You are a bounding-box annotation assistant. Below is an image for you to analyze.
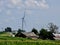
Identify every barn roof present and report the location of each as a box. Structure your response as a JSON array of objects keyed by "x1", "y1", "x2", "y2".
[{"x1": 21, "y1": 32, "x2": 38, "y2": 37}]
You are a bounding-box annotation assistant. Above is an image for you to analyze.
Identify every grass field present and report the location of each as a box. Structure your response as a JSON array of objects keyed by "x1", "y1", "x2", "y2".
[
  {"x1": 0, "y1": 36, "x2": 60, "y2": 45},
  {"x1": 0, "y1": 32, "x2": 60, "y2": 45}
]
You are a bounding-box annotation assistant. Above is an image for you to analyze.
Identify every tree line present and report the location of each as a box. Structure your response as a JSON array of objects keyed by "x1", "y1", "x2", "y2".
[{"x1": 4, "y1": 23, "x2": 59, "y2": 40}]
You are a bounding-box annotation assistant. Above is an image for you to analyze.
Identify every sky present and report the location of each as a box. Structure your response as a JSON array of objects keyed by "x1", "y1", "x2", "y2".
[{"x1": 0, "y1": 0, "x2": 60, "y2": 32}]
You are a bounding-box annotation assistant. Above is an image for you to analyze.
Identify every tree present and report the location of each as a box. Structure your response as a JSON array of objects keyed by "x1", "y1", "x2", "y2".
[
  {"x1": 48, "y1": 23, "x2": 58, "y2": 33},
  {"x1": 47, "y1": 32, "x2": 55, "y2": 40},
  {"x1": 31, "y1": 28, "x2": 38, "y2": 35},
  {"x1": 5, "y1": 27, "x2": 12, "y2": 32},
  {"x1": 39, "y1": 28, "x2": 48, "y2": 39},
  {"x1": 18, "y1": 29, "x2": 25, "y2": 33},
  {"x1": 39, "y1": 28, "x2": 55, "y2": 40}
]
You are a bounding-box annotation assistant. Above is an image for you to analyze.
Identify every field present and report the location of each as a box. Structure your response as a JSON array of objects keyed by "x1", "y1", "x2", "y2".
[{"x1": 0, "y1": 32, "x2": 60, "y2": 45}]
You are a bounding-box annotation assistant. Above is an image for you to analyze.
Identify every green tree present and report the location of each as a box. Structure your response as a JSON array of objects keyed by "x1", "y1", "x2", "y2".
[
  {"x1": 47, "y1": 31, "x2": 55, "y2": 40},
  {"x1": 48, "y1": 23, "x2": 58, "y2": 33},
  {"x1": 31, "y1": 28, "x2": 38, "y2": 35},
  {"x1": 18, "y1": 29, "x2": 25, "y2": 33},
  {"x1": 5, "y1": 27, "x2": 12, "y2": 32},
  {"x1": 39, "y1": 28, "x2": 55, "y2": 40},
  {"x1": 39, "y1": 28, "x2": 48, "y2": 39}
]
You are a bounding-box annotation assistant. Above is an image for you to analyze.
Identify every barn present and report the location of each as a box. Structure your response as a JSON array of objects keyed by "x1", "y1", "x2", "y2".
[{"x1": 15, "y1": 32, "x2": 39, "y2": 39}]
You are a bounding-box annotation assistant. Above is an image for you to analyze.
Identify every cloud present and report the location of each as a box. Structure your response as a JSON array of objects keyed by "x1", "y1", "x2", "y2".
[
  {"x1": 0, "y1": 0, "x2": 49, "y2": 16},
  {"x1": 39, "y1": 0, "x2": 49, "y2": 9},
  {"x1": 0, "y1": 0, "x2": 49, "y2": 9},
  {"x1": 9, "y1": 0, "x2": 24, "y2": 8},
  {"x1": 8, "y1": 0, "x2": 49, "y2": 9}
]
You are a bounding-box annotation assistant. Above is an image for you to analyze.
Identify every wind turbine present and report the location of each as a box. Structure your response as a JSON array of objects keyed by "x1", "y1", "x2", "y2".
[{"x1": 22, "y1": 9, "x2": 26, "y2": 30}]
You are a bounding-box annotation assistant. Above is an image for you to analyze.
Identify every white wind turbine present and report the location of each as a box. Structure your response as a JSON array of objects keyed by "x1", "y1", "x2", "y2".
[{"x1": 22, "y1": 9, "x2": 26, "y2": 30}]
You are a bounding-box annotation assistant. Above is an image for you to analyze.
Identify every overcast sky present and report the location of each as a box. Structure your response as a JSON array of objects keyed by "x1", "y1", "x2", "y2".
[{"x1": 0, "y1": 0, "x2": 60, "y2": 32}]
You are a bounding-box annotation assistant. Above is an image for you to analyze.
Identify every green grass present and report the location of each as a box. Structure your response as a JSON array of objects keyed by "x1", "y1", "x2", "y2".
[
  {"x1": 0, "y1": 37, "x2": 60, "y2": 45},
  {"x1": 0, "y1": 40, "x2": 60, "y2": 45},
  {"x1": 0, "y1": 32, "x2": 10, "y2": 36},
  {"x1": 0, "y1": 32, "x2": 60, "y2": 45}
]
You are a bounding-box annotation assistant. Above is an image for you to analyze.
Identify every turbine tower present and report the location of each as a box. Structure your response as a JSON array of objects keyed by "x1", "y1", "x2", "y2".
[{"x1": 22, "y1": 9, "x2": 26, "y2": 30}]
